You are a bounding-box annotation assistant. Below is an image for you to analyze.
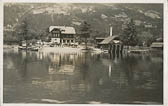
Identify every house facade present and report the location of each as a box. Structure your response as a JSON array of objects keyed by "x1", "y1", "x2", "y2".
[
  {"x1": 50, "y1": 28, "x2": 61, "y2": 44},
  {"x1": 49, "y1": 26, "x2": 76, "y2": 45}
]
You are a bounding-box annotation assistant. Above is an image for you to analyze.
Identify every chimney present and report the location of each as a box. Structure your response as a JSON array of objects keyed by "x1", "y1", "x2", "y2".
[{"x1": 110, "y1": 26, "x2": 113, "y2": 36}]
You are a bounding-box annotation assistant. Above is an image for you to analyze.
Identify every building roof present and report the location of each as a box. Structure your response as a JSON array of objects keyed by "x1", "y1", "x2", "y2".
[
  {"x1": 99, "y1": 35, "x2": 119, "y2": 44},
  {"x1": 156, "y1": 37, "x2": 163, "y2": 42},
  {"x1": 150, "y1": 42, "x2": 163, "y2": 48},
  {"x1": 95, "y1": 37, "x2": 105, "y2": 40},
  {"x1": 49, "y1": 26, "x2": 76, "y2": 34}
]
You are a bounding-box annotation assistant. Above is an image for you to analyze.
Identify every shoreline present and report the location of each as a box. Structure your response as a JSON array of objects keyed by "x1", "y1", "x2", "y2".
[
  {"x1": 3, "y1": 45, "x2": 102, "y2": 53},
  {"x1": 40, "y1": 46, "x2": 82, "y2": 53},
  {"x1": 4, "y1": 44, "x2": 161, "y2": 55}
]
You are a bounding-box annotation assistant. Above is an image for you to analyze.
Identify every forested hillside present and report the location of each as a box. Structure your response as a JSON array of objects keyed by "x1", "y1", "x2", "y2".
[{"x1": 4, "y1": 3, "x2": 163, "y2": 44}]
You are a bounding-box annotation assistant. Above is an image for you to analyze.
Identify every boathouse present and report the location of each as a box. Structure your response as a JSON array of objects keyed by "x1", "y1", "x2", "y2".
[
  {"x1": 99, "y1": 26, "x2": 122, "y2": 49},
  {"x1": 98, "y1": 26, "x2": 123, "y2": 55},
  {"x1": 99, "y1": 35, "x2": 120, "y2": 49},
  {"x1": 99, "y1": 35, "x2": 123, "y2": 54},
  {"x1": 49, "y1": 26, "x2": 76, "y2": 45}
]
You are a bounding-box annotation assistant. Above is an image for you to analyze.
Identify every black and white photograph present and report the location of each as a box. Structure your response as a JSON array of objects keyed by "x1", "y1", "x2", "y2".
[{"x1": 1, "y1": 0, "x2": 167, "y2": 105}]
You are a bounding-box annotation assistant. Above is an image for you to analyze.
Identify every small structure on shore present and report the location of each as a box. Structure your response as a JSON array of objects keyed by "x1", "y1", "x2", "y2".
[
  {"x1": 98, "y1": 26, "x2": 123, "y2": 57},
  {"x1": 98, "y1": 26, "x2": 113, "y2": 49},
  {"x1": 150, "y1": 42, "x2": 163, "y2": 50},
  {"x1": 150, "y1": 37, "x2": 163, "y2": 51},
  {"x1": 49, "y1": 26, "x2": 76, "y2": 45},
  {"x1": 99, "y1": 35, "x2": 120, "y2": 50}
]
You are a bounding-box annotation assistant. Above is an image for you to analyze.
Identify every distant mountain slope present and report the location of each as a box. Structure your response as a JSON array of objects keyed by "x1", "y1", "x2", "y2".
[{"x1": 4, "y1": 3, "x2": 163, "y2": 40}]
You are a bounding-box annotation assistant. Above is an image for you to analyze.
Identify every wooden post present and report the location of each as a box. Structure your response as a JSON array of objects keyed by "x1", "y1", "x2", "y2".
[
  {"x1": 116, "y1": 45, "x2": 119, "y2": 58},
  {"x1": 26, "y1": 39, "x2": 28, "y2": 52},
  {"x1": 85, "y1": 37, "x2": 87, "y2": 49},
  {"x1": 119, "y1": 45, "x2": 120, "y2": 54},
  {"x1": 111, "y1": 44, "x2": 113, "y2": 54},
  {"x1": 112, "y1": 44, "x2": 115, "y2": 54},
  {"x1": 115, "y1": 44, "x2": 117, "y2": 54},
  {"x1": 120, "y1": 44, "x2": 123, "y2": 54},
  {"x1": 109, "y1": 44, "x2": 112, "y2": 59}
]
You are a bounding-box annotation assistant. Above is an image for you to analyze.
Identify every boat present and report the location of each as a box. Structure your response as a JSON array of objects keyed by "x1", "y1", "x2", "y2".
[
  {"x1": 103, "y1": 50, "x2": 109, "y2": 53},
  {"x1": 30, "y1": 46, "x2": 41, "y2": 51},
  {"x1": 92, "y1": 48, "x2": 103, "y2": 54},
  {"x1": 18, "y1": 45, "x2": 41, "y2": 51},
  {"x1": 18, "y1": 46, "x2": 27, "y2": 50}
]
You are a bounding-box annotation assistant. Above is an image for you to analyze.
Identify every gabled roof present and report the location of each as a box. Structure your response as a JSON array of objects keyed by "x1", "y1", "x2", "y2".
[
  {"x1": 99, "y1": 35, "x2": 119, "y2": 44},
  {"x1": 156, "y1": 37, "x2": 163, "y2": 42},
  {"x1": 95, "y1": 37, "x2": 106, "y2": 40},
  {"x1": 49, "y1": 26, "x2": 76, "y2": 34}
]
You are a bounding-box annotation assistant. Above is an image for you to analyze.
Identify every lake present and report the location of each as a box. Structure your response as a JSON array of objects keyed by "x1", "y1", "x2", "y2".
[{"x1": 3, "y1": 48, "x2": 163, "y2": 104}]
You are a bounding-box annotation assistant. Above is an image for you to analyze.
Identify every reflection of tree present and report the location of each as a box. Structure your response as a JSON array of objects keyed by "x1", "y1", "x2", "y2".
[
  {"x1": 81, "y1": 52, "x2": 90, "y2": 80},
  {"x1": 75, "y1": 52, "x2": 90, "y2": 95},
  {"x1": 18, "y1": 52, "x2": 28, "y2": 81},
  {"x1": 59, "y1": 54, "x2": 62, "y2": 67},
  {"x1": 18, "y1": 52, "x2": 40, "y2": 81}
]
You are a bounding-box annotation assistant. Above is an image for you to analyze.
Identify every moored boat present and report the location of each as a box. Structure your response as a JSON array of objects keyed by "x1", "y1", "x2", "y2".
[{"x1": 18, "y1": 46, "x2": 41, "y2": 51}]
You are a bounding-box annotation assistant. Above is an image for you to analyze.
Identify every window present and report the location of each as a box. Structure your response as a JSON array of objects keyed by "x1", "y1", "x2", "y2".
[
  {"x1": 67, "y1": 40, "x2": 69, "y2": 43},
  {"x1": 71, "y1": 40, "x2": 73, "y2": 43}
]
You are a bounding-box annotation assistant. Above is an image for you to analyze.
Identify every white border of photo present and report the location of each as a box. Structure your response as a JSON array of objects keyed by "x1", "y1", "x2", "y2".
[{"x1": 0, "y1": 0, "x2": 167, "y2": 106}]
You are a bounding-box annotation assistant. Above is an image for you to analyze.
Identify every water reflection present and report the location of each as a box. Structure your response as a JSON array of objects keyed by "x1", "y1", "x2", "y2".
[{"x1": 3, "y1": 49, "x2": 163, "y2": 104}]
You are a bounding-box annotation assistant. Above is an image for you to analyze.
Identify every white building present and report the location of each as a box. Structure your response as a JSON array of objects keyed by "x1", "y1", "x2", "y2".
[{"x1": 49, "y1": 26, "x2": 76, "y2": 45}]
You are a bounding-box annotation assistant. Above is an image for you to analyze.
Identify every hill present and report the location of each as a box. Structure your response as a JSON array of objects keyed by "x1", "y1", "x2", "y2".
[{"x1": 4, "y1": 3, "x2": 163, "y2": 43}]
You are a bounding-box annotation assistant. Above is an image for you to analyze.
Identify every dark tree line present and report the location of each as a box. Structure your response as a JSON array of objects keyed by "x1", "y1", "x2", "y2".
[
  {"x1": 79, "y1": 21, "x2": 91, "y2": 49},
  {"x1": 10, "y1": 17, "x2": 161, "y2": 49},
  {"x1": 120, "y1": 19, "x2": 138, "y2": 47}
]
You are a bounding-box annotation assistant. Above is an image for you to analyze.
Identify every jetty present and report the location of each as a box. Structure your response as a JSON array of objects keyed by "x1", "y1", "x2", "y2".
[{"x1": 128, "y1": 49, "x2": 149, "y2": 54}]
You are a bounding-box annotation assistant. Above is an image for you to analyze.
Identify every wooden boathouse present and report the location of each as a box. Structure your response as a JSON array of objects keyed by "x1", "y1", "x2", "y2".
[
  {"x1": 99, "y1": 35, "x2": 123, "y2": 55},
  {"x1": 97, "y1": 26, "x2": 123, "y2": 56}
]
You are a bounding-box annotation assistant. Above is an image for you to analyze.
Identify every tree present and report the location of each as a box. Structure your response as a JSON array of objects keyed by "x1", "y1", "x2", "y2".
[
  {"x1": 15, "y1": 18, "x2": 33, "y2": 50},
  {"x1": 80, "y1": 21, "x2": 91, "y2": 49},
  {"x1": 40, "y1": 27, "x2": 50, "y2": 42},
  {"x1": 120, "y1": 19, "x2": 138, "y2": 47},
  {"x1": 137, "y1": 31, "x2": 154, "y2": 47}
]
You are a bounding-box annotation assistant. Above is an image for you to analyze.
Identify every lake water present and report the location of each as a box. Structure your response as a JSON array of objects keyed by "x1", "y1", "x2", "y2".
[{"x1": 3, "y1": 48, "x2": 163, "y2": 104}]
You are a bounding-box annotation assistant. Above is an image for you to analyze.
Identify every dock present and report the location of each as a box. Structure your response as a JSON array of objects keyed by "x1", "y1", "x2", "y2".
[{"x1": 128, "y1": 49, "x2": 149, "y2": 54}]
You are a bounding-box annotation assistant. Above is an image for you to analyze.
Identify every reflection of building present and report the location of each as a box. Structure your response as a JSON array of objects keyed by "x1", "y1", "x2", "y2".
[
  {"x1": 49, "y1": 26, "x2": 76, "y2": 45},
  {"x1": 99, "y1": 58, "x2": 129, "y2": 88},
  {"x1": 59, "y1": 65, "x2": 75, "y2": 75},
  {"x1": 48, "y1": 53, "x2": 76, "y2": 75}
]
